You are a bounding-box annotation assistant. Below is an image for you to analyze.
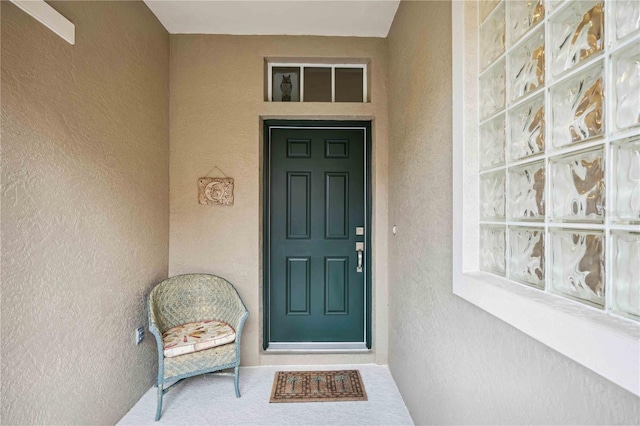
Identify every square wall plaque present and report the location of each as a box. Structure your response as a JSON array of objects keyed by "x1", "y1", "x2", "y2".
[{"x1": 198, "y1": 177, "x2": 234, "y2": 206}]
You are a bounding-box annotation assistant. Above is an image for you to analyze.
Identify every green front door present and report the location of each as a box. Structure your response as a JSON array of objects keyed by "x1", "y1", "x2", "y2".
[{"x1": 264, "y1": 121, "x2": 371, "y2": 349}]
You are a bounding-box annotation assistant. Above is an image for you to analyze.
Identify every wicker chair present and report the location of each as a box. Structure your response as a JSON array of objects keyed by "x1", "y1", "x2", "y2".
[{"x1": 147, "y1": 274, "x2": 249, "y2": 421}]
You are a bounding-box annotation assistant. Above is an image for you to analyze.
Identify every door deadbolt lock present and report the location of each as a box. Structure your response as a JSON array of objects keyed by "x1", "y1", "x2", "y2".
[{"x1": 356, "y1": 242, "x2": 364, "y2": 272}]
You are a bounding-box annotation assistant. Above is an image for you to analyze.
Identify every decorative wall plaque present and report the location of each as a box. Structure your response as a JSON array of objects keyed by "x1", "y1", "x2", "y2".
[{"x1": 198, "y1": 177, "x2": 234, "y2": 206}]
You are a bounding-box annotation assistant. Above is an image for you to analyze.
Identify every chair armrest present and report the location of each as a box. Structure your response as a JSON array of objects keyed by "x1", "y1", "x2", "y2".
[
  {"x1": 147, "y1": 294, "x2": 165, "y2": 338},
  {"x1": 225, "y1": 294, "x2": 250, "y2": 334}
]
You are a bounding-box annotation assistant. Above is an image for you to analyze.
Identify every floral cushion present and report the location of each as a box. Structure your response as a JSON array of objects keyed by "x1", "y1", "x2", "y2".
[{"x1": 162, "y1": 320, "x2": 236, "y2": 358}]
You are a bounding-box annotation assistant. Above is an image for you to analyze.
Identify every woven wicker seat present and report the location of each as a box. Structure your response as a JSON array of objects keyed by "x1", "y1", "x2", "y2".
[{"x1": 148, "y1": 274, "x2": 249, "y2": 421}]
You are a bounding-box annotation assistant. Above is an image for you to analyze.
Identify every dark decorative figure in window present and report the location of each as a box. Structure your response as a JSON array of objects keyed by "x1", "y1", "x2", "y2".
[{"x1": 280, "y1": 74, "x2": 292, "y2": 101}]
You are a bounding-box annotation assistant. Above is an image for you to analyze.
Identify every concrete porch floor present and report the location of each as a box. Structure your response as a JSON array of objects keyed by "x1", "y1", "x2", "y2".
[{"x1": 118, "y1": 364, "x2": 413, "y2": 425}]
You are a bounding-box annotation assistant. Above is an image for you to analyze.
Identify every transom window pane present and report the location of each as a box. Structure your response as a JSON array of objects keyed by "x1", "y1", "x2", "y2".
[
  {"x1": 335, "y1": 68, "x2": 364, "y2": 102},
  {"x1": 272, "y1": 67, "x2": 300, "y2": 102},
  {"x1": 303, "y1": 67, "x2": 331, "y2": 102}
]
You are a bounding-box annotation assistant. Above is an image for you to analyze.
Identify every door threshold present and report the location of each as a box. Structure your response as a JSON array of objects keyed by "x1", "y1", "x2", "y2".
[{"x1": 266, "y1": 342, "x2": 369, "y2": 353}]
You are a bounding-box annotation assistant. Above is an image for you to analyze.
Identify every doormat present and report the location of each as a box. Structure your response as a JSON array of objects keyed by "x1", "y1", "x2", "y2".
[{"x1": 269, "y1": 370, "x2": 367, "y2": 403}]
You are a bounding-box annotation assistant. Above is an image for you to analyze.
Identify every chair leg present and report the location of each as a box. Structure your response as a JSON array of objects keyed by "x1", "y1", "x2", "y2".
[
  {"x1": 155, "y1": 384, "x2": 163, "y2": 421},
  {"x1": 234, "y1": 366, "x2": 241, "y2": 398}
]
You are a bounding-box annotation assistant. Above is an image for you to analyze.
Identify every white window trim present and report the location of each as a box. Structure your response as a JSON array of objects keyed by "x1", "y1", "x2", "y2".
[
  {"x1": 267, "y1": 61, "x2": 367, "y2": 103},
  {"x1": 451, "y1": 1, "x2": 640, "y2": 397}
]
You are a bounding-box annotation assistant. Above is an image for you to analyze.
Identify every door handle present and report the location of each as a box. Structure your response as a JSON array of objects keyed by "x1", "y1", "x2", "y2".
[{"x1": 356, "y1": 242, "x2": 364, "y2": 272}]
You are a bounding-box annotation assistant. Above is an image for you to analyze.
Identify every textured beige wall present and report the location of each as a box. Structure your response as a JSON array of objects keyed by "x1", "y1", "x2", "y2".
[
  {"x1": 170, "y1": 34, "x2": 389, "y2": 366},
  {"x1": 386, "y1": 1, "x2": 639, "y2": 424},
  {"x1": 1, "y1": 2, "x2": 169, "y2": 424}
]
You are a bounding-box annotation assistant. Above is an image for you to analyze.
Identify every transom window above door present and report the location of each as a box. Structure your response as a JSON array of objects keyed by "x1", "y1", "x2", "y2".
[{"x1": 266, "y1": 59, "x2": 369, "y2": 103}]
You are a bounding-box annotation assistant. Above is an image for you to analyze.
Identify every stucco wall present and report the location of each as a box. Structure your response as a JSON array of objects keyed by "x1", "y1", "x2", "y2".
[
  {"x1": 169, "y1": 34, "x2": 389, "y2": 366},
  {"x1": 386, "y1": 1, "x2": 639, "y2": 424},
  {"x1": 1, "y1": 2, "x2": 169, "y2": 424}
]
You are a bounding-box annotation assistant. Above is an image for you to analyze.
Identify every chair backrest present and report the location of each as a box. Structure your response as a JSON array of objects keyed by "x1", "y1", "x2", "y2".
[{"x1": 149, "y1": 274, "x2": 246, "y2": 334}]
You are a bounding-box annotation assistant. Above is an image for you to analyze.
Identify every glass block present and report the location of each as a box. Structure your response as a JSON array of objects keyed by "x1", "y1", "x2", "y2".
[
  {"x1": 480, "y1": 170, "x2": 506, "y2": 220},
  {"x1": 509, "y1": 27, "x2": 545, "y2": 102},
  {"x1": 550, "y1": 147, "x2": 605, "y2": 222},
  {"x1": 480, "y1": 2, "x2": 506, "y2": 71},
  {"x1": 549, "y1": 0, "x2": 604, "y2": 77},
  {"x1": 480, "y1": 0, "x2": 501, "y2": 24},
  {"x1": 611, "y1": 231, "x2": 640, "y2": 321},
  {"x1": 479, "y1": 114, "x2": 506, "y2": 170},
  {"x1": 611, "y1": 138, "x2": 640, "y2": 223},
  {"x1": 550, "y1": 62, "x2": 603, "y2": 149},
  {"x1": 613, "y1": 0, "x2": 640, "y2": 41},
  {"x1": 304, "y1": 67, "x2": 331, "y2": 102},
  {"x1": 548, "y1": 0, "x2": 565, "y2": 13},
  {"x1": 480, "y1": 225, "x2": 506, "y2": 275},
  {"x1": 509, "y1": 160, "x2": 545, "y2": 220},
  {"x1": 508, "y1": 0, "x2": 545, "y2": 46},
  {"x1": 550, "y1": 228, "x2": 605, "y2": 308},
  {"x1": 509, "y1": 226, "x2": 545, "y2": 288},
  {"x1": 612, "y1": 44, "x2": 640, "y2": 132},
  {"x1": 335, "y1": 68, "x2": 364, "y2": 102},
  {"x1": 509, "y1": 93, "x2": 545, "y2": 160},
  {"x1": 480, "y1": 58, "x2": 506, "y2": 120}
]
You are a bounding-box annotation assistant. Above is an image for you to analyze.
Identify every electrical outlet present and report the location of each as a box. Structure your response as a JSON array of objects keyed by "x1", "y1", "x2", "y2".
[{"x1": 135, "y1": 326, "x2": 144, "y2": 345}]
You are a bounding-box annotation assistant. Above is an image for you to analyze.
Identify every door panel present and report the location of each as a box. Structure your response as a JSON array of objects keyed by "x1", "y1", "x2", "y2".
[
  {"x1": 266, "y1": 125, "x2": 368, "y2": 345},
  {"x1": 286, "y1": 257, "x2": 310, "y2": 315},
  {"x1": 325, "y1": 173, "x2": 349, "y2": 239},
  {"x1": 325, "y1": 257, "x2": 349, "y2": 314},
  {"x1": 286, "y1": 173, "x2": 311, "y2": 239}
]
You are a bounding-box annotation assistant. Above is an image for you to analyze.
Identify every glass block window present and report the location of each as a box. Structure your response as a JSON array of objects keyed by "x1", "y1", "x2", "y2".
[{"x1": 477, "y1": 0, "x2": 640, "y2": 321}]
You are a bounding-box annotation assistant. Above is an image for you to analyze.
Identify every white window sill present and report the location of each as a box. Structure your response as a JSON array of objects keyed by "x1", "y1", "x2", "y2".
[{"x1": 453, "y1": 271, "x2": 640, "y2": 396}]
